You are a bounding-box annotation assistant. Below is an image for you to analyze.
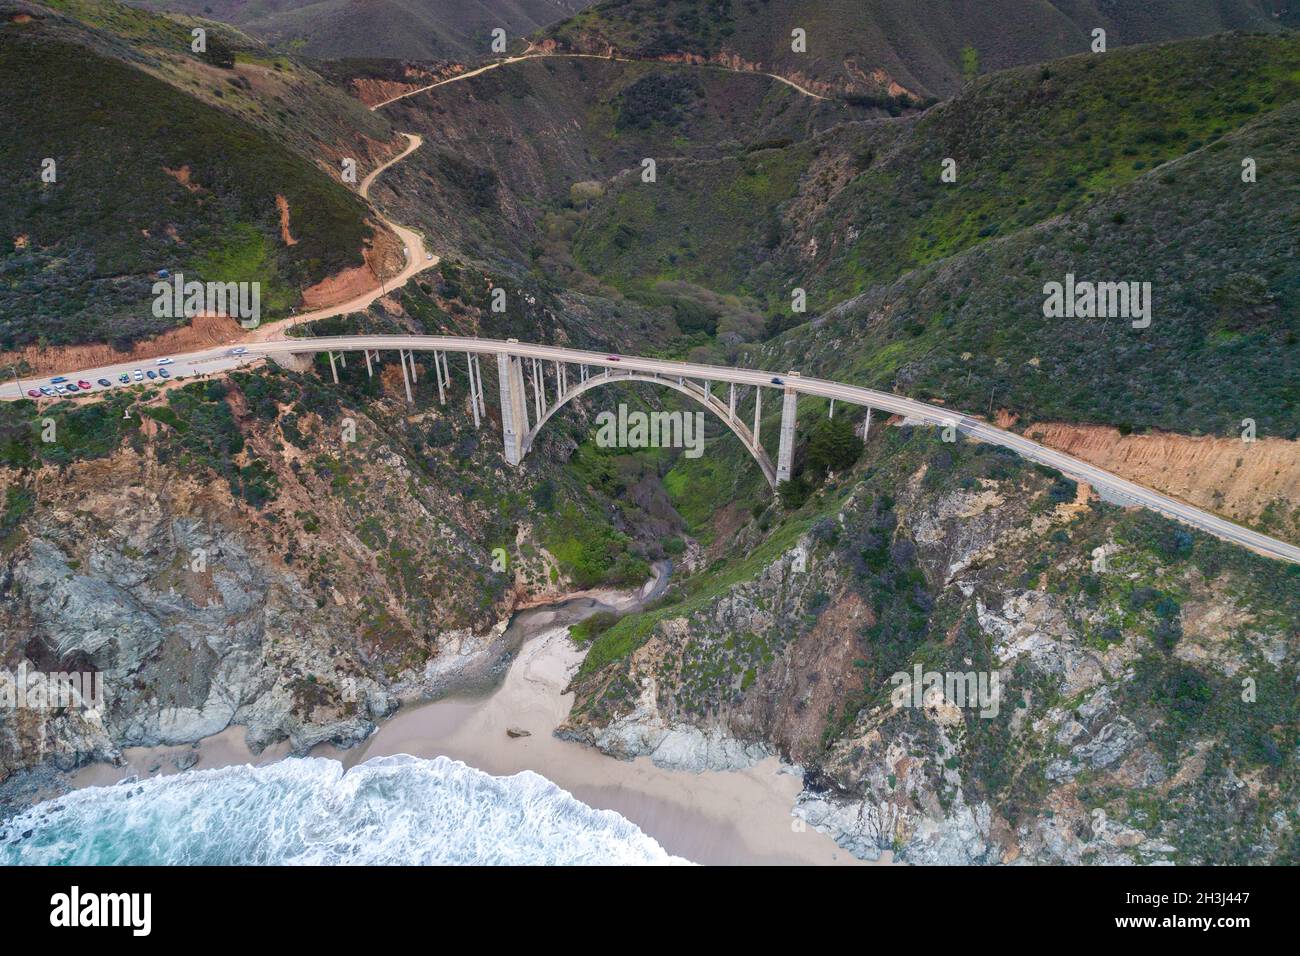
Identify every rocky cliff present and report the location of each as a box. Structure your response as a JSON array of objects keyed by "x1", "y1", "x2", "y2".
[{"x1": 561, "y1": 428, "x2": 1300, "y2": 863}]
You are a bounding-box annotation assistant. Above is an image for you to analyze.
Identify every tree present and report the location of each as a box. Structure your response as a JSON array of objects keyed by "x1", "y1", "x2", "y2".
[
  {"x1": 961, "y1": 46, "x2": 980, "y2": 85},
  {"x1": 805, "y1": 415, "x2": 862, "y2": 479},
  {"x1": 778, "y1": 474, "x2": 811, "y2": 510},
  {"x1": 200, "y1": 35, "x2": 236, "y2": 70}
]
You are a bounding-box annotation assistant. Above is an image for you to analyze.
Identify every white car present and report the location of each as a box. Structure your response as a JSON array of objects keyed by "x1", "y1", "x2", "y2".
[
  {"x1": 156, "y1": 357, "x2": 173, "y2": 365},
  {"x1": 133, "y1": 369, "x2": 144, "y2": 381},
  {"x1": 228, "y1": 347, "x2": 247, "y2": 356}
]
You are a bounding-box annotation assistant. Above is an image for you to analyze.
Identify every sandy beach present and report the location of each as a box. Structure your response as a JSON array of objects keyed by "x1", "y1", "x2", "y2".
[{"x1": 69, "y1": 566, "x2": 876, "y2": 865}]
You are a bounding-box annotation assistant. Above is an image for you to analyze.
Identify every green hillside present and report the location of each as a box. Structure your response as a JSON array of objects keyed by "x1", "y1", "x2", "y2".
[
  {"x1": 0, "y1": 14, "x2": 375, "y2": 349},
  {"x1": 563, "y1": 34, "x2": 1300, "y2": 438},
  {"x1": 126, "y1": 0, "x2": 594, "y2": 61},
  {"x1": 546, "y1": 0, "x2": 1292, "y2": 98}
]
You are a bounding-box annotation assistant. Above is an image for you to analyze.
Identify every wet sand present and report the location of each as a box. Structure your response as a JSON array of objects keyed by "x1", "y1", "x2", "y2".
[{"x1": 70, "y1": 566, "x2": 876, "y2": 865}]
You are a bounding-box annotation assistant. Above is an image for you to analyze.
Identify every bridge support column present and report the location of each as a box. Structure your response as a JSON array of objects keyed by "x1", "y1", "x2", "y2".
[
  {"x1": 271, "y1": 352, "x2": 313, "y2": 372},
  {"x1": 729, "y1": 383, "x2": 735, "y2": 419},
  {"x1": 753, "y1": 387, "x2": 762, "y2": 446},
  {"x1": 474, "y1": 355, "x2": 486, "y2": 416},
  {"x1": 776, "y1": 379, "x2": 799, "y2": 485},
  {"x1": 398, "y1": 350, "x2": 412, "y2": 404},
  {"x1": 497, "y1": 351, "x2": 529, "y2": 466},
  {"x1": 862, "y1": 407, "x2": 872, "y2": 441},
  {"x1": 406, "y1": 350, "x2": 418, "y2": 384},
  {"x1": 365, "y1": 350, "x2": 373, "y2": 378},
  {"x1": 467, "y1": 353, "x2": 480, "y2": 429},
  {"x1": 434, "y1": 350, "x2": 445, "y2": 404},
  {"x1": 327, "y1": 351, "x2": 339, "y2": 384}
]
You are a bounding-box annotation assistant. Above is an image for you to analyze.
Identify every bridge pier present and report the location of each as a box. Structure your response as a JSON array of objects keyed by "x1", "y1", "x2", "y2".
[
  {"x1": 433, "y1": 350, "x2": 445, "y2": 404},
  {"x1": 474, "y1": 355, "x2": 486, "y2": 417},
  {"x1": 398, "y1": 349, "x2": 413, "y2": 404},
  {"x1": 497, "y1": 346, "x2": 529, "y2": 466},
  {"x1": 365, "y1": 350, "x2": 373, "y2": 378},
  {"x1": 271, "y1": 352, "x2": 313, "y2": 373},
  {"x1": 776, "y1": 379, "x2": 798, "y2": 484},
  {"x1": 467, "y1": 353, "x2": 480, "y2": 429},
  {"x1": 327, "y1": 351, "x2": 339, "y2": 384}
]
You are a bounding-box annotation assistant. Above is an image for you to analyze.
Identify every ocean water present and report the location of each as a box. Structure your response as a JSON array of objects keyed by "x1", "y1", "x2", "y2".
[{"x1": 0, "y1": 754, "x2": 691, "y2": 865}]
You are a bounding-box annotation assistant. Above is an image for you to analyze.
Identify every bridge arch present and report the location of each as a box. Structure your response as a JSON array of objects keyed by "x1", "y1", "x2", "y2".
[{"x1": 523, "y1": 370, "x2": 776, "y2": 486}]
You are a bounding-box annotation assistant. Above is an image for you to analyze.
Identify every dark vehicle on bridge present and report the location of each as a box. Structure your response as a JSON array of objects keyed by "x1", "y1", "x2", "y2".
[{"x1": 771, "y1": 376, "x2": 784, "y2": 385}]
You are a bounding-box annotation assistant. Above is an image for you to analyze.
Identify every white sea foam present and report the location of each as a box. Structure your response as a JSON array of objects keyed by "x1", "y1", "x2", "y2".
[{"x1": 0, "y1": 754, "x2": 692, "y2": 865}]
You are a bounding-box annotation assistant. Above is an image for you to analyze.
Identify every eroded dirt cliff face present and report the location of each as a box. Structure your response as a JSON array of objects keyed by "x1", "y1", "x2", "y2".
[
  {"x1": 561, "y1": 430, "x2": 1300, "y2": 863},
  {"x1": 0, "y1": 360, "x2": 618, "y2": 787},
  {"x1": 1024, "y1": 423, "x2": 1300, "y2": 546}
]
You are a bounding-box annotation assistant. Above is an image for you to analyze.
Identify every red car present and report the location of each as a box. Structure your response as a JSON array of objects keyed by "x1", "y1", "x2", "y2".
[
  {"x1": 606, "y1": 355, "x2": 620, "y2": 362},
  {"x1": 77, "y1": 380, "x2": 91, "y2": 390},
  {"x1": 26, "y1": 389, "x2": 40, "y2": 398}
]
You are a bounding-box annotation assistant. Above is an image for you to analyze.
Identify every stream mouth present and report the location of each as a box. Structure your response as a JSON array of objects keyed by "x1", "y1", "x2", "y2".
[{"x1": 459, "y1": 559, "x2": 672, "y2": 698}]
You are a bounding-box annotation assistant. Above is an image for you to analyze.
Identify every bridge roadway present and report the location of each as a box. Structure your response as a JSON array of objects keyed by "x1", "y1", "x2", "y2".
[{"x1": 5, "y1": 333, "x2": 1298, "y2": 565}]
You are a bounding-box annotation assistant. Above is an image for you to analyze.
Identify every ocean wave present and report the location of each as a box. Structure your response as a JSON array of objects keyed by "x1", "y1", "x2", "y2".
[{"x1": 0, "y1": 754, "x2": 692, "y2": 865}]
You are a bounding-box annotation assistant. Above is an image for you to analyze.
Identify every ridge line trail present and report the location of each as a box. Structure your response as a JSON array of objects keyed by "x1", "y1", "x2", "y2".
[
  {"x1": 369, "y1": 52, "x2": 830, "y2": 110},
  {"x1": 247, "y1": 132, "x2": 438, "y2": 342}
]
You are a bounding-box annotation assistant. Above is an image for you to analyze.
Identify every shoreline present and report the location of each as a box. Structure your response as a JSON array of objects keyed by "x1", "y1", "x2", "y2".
[
  {"x1": 55, "y1": 564, "x2": 878, "y2": 865},
  {"x1": 71, "y1": 624, "x2": 868, "y2": 865}
]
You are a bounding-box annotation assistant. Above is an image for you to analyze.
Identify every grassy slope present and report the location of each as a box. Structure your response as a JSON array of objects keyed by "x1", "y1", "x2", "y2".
[
  {"x1": 127, "y1": 0, "x2": 591, "y2": 61},
  {"x1": 571, "y1": 34, "x2": 1300, "y2": 436},
  {"x1": 0, "y1": 14, "x2": 374, "y2": 348},
  {"x1": 545, "y1": 0, "x2": 1290, "y2": 98}
]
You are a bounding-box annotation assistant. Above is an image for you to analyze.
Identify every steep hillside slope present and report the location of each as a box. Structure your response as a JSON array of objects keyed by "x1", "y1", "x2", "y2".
[
  {"x1": 128, "y1": 0, "x2": 594, "y2": 60},
  {"x1": 376, "y1": 54, "x2": 844, "y2": 268},
  {"x1": 546, "y1": 0, "x2": 1293, "y2": 98},
  {"x1": 568, "y1": 34, "x2": 1299, "y2": 440},
  {"x1": 0, "y1": 4, "x2": 390, "y2": 351},
  {"x1": 562, "y1": 427, "x2": 1300, "y2": 863},
  {"x1": 28, "y1": 1, "x2": 394, "y2": 161}
]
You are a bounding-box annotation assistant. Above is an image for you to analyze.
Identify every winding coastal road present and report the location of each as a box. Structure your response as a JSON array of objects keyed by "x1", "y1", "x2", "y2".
[
  {"x1": 249, "y1": 132, "x2": 439, "y2": 341},
  {"x1": 8, "y1": 334, "x2": 1297, "y2": 566},
  {"x1": 368, "y1": 51, "x2": 829, "y2": 111}
]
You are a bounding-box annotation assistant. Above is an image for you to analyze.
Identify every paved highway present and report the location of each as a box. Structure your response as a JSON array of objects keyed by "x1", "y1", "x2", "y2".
[{"x1": 7, "y1": 334, "x2": 1296, "y2": 566}]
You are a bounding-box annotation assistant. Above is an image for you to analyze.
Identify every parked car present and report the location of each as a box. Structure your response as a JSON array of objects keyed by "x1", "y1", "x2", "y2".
[
  {"x1": 26, "y1": 389, "x2": 40, "y2": 398},
  {"x1": 119, "y1": 374, "x2": 130, "y2": 384},
  {"x1": 133, "y1": 370, "x2": 144, "y2": 381},
  {"x1": 50, "y1": 376, "x2": 67, "y2": 384},
  {"x1": 55, "y1": 384, "x2": 70, "y2": 394},
  {"x1": 77, "y1": 380, "x2": 91, "y2": 390},
  {"x1": 39, "y1": 386, "x2": 54, "y2": 397},
  {"x1": 158, "y1": 368, "x2": 170, "y2": 379},
  {"x1": 97, "y1": 378, "x2": 111, "y2": 387},
  {"x1": 146, "y1": 370, "x2": 157, "y2": 380},
  {"x1": 157, "y1": 357, "x2": 173, "y2": 365}
]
